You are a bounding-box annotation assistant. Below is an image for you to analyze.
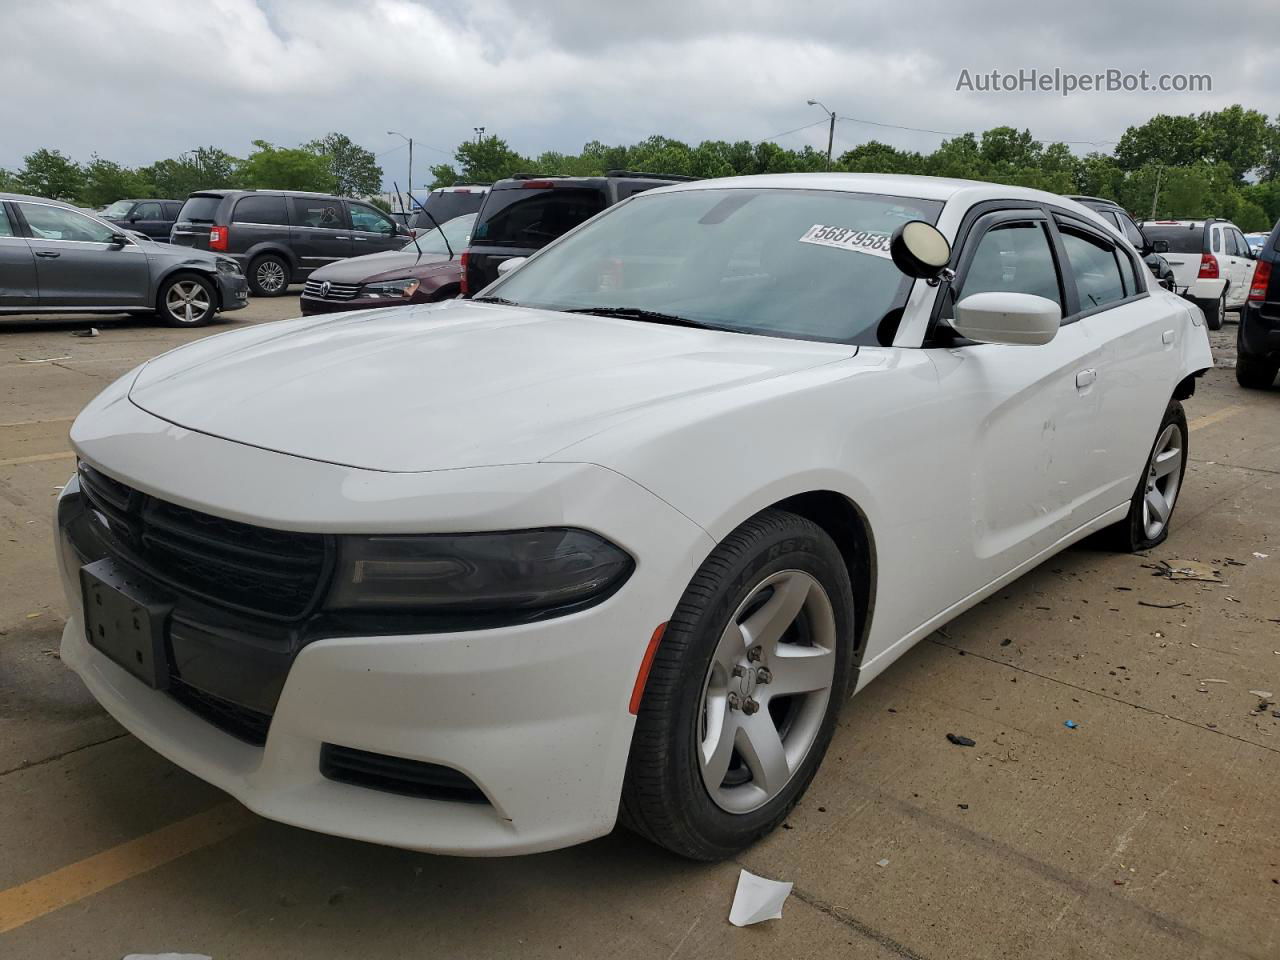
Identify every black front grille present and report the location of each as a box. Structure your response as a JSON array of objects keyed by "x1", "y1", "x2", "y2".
[
  {"x1": 78, "y1": 463, "x2": 331, "y2": 620},
  {"x1": 169, "y1": 676, "x2": 273, "y2": 746},
  {"x1": 302, "y1": 279, "x2": 361, "y2": 301},
  {"x1": 320, "y1": 744, "x2": 489, "y2": 804}
]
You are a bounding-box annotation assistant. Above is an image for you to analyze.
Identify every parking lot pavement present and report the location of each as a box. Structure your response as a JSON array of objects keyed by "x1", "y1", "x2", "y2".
[{"x1": 2, "y1": 305, "x2": 1277, "y2": 959}]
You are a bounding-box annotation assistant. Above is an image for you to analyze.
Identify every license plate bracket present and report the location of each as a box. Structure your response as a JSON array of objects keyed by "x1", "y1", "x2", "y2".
[{"x1": 80, "y1": 558, "x2": 173, "y2": 690}]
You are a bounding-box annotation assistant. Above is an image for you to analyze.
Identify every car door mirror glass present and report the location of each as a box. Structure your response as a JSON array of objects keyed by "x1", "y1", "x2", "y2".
[
  {"x1": 109, "y1": 232, "x2": 131, "y2": 246},
  {"x1": 951, "y1": 291, "x2": 1060, "y2": 346},
  {"x1": 890, "y1": 220, "x2": 951, "y2": 279}
]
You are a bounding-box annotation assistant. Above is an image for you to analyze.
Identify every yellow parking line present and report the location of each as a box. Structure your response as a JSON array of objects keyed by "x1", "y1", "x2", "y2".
[
  {"x1": 0, "y1": 451, "x2": 74, "y2": 467},
  {"x1": 1188, "y1": 405, "x2": 1242, "y2": 432},
  {"x1": 0, "y1": 802, "x2": 254, "y2": 934}
]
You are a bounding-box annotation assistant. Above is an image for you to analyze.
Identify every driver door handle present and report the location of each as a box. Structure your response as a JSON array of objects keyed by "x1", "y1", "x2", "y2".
[
  {"x1": 35, "y1": 250, "x2": 61, "y2": 258},
  {"x1": 1075, "y1": 368, "x2": 1097, "y2": 389}
]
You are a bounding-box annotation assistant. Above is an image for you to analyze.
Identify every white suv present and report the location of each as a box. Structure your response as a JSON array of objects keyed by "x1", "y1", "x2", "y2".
[{"x1": 1141, "y1": 218, "x2": 1257, "y2": 329}]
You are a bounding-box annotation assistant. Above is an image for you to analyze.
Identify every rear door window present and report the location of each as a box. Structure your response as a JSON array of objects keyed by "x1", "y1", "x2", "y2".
[
  {"x1": 1060, "y1": 228, "x2": 1127, "y2": 310},
  {"x1": 1211, "y1": 226, "x2": 1222, "y2": 253},
  {"x1": 0, "y1": 205, "x2": 14, "y2": 236},
  {"x1": 234, "y1": 195, "x2": 290, "y2": 225},
  {"x1": 162, "y1": 201, "x2": 182, "y2": 218},
  {"x1": 134, "y1": 202, "x2": 163, "y2": 220},
  {"x1": 473, "y1": 187, "x2": 606, "y2": 247},
  {"x1": 958, "y1": 221, "x2": 1063, "y2": 313},
  {"x1": 349, "y1": 201, "x2": 396, "y2": 235},
  {"x1": 1114, "y1": 212, "x2": 1145, "y2": 249},
  {"x1": 288, "y1": 197, "x2": 348, "y2": 230}
]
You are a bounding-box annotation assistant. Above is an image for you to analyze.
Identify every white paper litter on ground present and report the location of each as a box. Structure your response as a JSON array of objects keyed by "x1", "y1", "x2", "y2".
[
  {"x1": 728, "y1": 869, "x2": 793, "y2": 926},
  {"x1": 123, "y1": 954, "x2": 211, "y2": 959}
]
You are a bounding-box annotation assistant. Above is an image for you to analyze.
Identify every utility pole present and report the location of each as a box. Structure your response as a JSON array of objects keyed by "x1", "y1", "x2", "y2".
[
  {"x1": 474, "y1": 126, "x2": 485, "y2": 144},
  {"x1": 1150, "y1": 165, "x2": 1163, "y2": 219},
  {"x1": 387, "y1": 131, "x2": 414, "y2": 211},
  {"x1": 806, "y1": 100, "x2": 837, "y2": 170}
]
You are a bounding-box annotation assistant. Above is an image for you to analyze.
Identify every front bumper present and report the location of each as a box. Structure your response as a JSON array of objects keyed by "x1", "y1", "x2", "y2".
[
  {"x1": 58, "y1": 393, "x2": 714, "y2": 855},
  {"x1": 299, "y1": 293, "x2": 428, "y2": 316},
  {"x1": 216, "y1": 272, "x2": 250, "y2": 312}
]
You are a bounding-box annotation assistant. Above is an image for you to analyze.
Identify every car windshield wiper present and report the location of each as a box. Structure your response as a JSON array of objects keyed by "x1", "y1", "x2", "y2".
[
  {"x1": 563, "y1": 306, "x2": 718, "y2": 330},
  {"x1": 470, "y1": 296, "x2": 522, "y2": 306}
]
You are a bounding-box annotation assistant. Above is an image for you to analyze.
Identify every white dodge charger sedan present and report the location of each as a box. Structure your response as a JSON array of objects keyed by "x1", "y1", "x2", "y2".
[{"x1": 57, "y1": 174, "x2": 1212, "y2": 860}]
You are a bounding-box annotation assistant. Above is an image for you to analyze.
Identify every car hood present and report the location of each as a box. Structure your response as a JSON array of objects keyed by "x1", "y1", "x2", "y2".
[
  {"x1": 127, "y1": 301, "x2": 854, "y2": 473},
  {"x1": 308, "y1": 250, "x2": 453, "y2": 284}
]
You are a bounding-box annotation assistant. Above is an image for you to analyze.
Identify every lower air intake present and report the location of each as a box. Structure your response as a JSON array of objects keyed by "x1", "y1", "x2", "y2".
[{"x1": 319, "y1": 744, "x2": 489, "y2": 804}]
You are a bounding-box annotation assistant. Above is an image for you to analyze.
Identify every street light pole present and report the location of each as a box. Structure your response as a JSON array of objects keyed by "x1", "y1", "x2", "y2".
[
  {"x1": 806, "y1": 100, "x2": 836, "y2": 170},
  {"x1": 387, "y1": 130, "x2": 413, "y2": 211}
]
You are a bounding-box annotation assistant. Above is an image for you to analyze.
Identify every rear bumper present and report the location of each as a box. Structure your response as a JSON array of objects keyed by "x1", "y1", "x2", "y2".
[
  {"x1": 1240, "y1": 301, "x2": 1280, "y2": 359},
  {"x1": 1187, "y1": 278, "x2": 1226, "y2": 302}
]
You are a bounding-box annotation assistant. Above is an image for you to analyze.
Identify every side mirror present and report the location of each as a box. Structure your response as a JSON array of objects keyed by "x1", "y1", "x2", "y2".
[
  {"x1": 890, "y1": 220, "x2": 951, "y2": 280},
  {"x1": 951, "y1": 292, "x2": 1060, "y2": 346},
  {"x1": 108, "y1": 233, "x2": 131, "y2": 246},
  {"x1": 128, "y1": 214, "x2": 141, "y2": 223},
  {"x1": 496, "y1": 257, "x2": 527, "y2": 276},
  {"x1": 1151, "y1": 239, "x2": 1169, "y2": 254}
]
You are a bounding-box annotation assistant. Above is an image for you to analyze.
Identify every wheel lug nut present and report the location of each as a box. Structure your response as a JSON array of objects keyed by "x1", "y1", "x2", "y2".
[
  {"x1": 727, "y1": 692, "x2": 741, "y2": 711},
  {"x1": 742, "y1": 697, "x2": 760, "y2": 715},
  {"x1": 755, "y1": 667, "x2": 772, "y2": 684},
  {"x1": 732, "y1": 665, "x2": 746, "y2": 677},
  {"x1": 747, "y1": 646, "x2": 763, "y2": 663}
]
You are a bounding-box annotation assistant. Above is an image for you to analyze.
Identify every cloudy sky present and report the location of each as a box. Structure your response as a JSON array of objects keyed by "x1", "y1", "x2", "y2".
[{"x1": 2, "y1": 0, "x2": 1275, "y2": 185}]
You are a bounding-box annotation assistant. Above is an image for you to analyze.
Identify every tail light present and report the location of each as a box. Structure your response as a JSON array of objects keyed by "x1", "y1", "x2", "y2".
[
  {"x1": 459, "y1": 250, "x2": 470, "y2": 296},
  {"x1": 1249, "y1": 260, "x2": 1271, "y2": 302},
  {"x1": 1197, "y1": 253, "x2": 1218, "y2": 279},
  {"x1": 209, "y1": 225, "x2": 229, "y2": 251},
  {"x1": 520, "y1": 180, "x2": 555, "y2": 189}
]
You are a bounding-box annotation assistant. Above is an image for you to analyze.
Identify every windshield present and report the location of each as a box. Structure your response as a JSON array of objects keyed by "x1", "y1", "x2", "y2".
[
  {"x1": 101, "y1": 200, "x2": 134, "y2": 218},
  {"x1": 488, "y1": 188, "x2": 943, "y2": 345},
  {"x1": 402, "y1": 213, "x2": 475, "y2": 255},
  {"x1": 1142, "y1": 223, "x2": 1205, "y2": 254}
]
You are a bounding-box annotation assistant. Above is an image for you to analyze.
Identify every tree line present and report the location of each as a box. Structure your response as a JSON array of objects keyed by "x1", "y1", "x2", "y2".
[
  {"x1": 430, "y1": 105, "x2": 1280, "y2": 232},
  {"x1": 4, "y1": 106, "x2": 1278, "y2": 231},
  {"x1": 0, "y1": 134, "x2": 383, "y2": 208}
]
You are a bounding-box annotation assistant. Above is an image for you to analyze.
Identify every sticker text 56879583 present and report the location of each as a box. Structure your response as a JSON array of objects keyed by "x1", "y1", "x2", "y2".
[{"x1": 799, "y1": 224, "x2": 893, "y2": 259}]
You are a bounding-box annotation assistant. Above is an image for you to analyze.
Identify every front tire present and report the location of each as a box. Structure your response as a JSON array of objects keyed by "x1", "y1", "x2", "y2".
[
  {"x1": 248, "y1": 254, "x2": 290, "y2": 297},
  {"x1": 1110, "y1": 400, "x2": 1188, "y2": 552},
  {"x1": 621, "y1": 509, "x2": 856, "y2": 860},
  {"x1": 157, "y1": 273, "x2": 217, "y2": 327},
  {"x1": 1196, "y1": 291, "x2": 1225, "y2": 331}
]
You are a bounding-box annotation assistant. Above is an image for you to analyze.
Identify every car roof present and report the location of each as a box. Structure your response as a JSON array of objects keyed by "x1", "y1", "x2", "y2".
[
  {"x1": 649, "y1": 172, "x2": 1103, "y2": 213},
  {"x1": 0, "y1": 192, "x2": 78, "y2": 207}
]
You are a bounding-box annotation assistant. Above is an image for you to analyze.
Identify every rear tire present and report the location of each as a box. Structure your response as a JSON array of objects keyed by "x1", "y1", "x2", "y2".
[
  {"x1": 621, "y1": 509, "x2": 856, "y2": 860},
  {"x1": 248, "y1": 254, "x2": 290, "y2": 297},
  {"x1": 1236, "y1": 324, "x2": 1278, "y2": 389},
  {"x1": 1108, "y1": 400, "x2": 1188, "y2": 552},
  {"x1": 1196, "y1": 291, "x2": 1225, "y2": 330},
  {"x1": 156, "y1": 273, "x2": 217, "y2": 328}
]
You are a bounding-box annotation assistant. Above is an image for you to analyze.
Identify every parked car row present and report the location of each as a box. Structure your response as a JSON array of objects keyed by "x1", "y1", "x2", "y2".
[
  {"x1": 1140, "y1": 218, "x2": 1258, "y2": 330},
  {"x1": 0, "y1": 192, "x2": 247, "y2": 325}
]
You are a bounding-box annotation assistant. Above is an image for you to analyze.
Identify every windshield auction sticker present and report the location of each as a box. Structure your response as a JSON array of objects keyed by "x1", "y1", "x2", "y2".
[{"x1": 799, "y1": 225, "x2": 893, "y2": 259}]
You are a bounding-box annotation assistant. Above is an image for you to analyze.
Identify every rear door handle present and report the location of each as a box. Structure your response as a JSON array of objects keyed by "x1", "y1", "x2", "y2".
[
  {"x1": 1075, "y1": 368, "x2": 1097, "y2": 389},
  {"x1": 35, "y1": 250, "x2": 60, "y2": 258}
]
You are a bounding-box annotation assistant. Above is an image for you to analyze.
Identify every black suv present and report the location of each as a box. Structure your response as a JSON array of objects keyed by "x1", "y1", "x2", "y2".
[
  {"x1": 170, "y1": 189, "x2": 408, "y2": 296},
  {"x1": 1237, "y1": 218, "x2": 1280, "y2": 389},
  {"x1": 1067, "y1": 196, "x2": 1176, "y2": 292},
  {"x1": 462, "y1": 171, "x2": 694, "y2": 294},
  {"x1": 99, "y1": 198, "x2": 183, "y2": 241}
]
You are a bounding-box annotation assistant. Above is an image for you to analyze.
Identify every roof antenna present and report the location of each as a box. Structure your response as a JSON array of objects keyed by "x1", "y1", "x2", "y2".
[
  {"x1": 393, "y1": 181, "x2": 424, "y2": 260},
  {"x1": 400, "y1": 182, "x2": 455, "y2": 260}
]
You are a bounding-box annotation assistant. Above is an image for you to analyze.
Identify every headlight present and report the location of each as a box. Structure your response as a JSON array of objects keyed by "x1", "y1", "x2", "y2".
[
  {"x1": 357, "y1": 278, "x2": 420, "y2": 299},
  {"x1": 328, "y1": 528, "x2": 633, "y2": 613},
  {"x1": 216, "y1": 258, "x2": 242, "y2": 276}
]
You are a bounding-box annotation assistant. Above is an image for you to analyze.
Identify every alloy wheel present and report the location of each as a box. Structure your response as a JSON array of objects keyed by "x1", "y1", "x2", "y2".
[
  {"x1": 1142, "y1": 423, "x2": 1183, "y2": 540},
  {"x1": 165, "y1": 280, "x2": 211, "y2": 324},
  {"x1": 256, "y1": 259, "x2": 286, "y2": 293},
  {"x1": 697, "y1": 569, "x2": 836, "y2": 814}
]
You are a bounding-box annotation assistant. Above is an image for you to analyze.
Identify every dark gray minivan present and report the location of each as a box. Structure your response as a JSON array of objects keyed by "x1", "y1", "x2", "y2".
[{"x1": 170, "y1": 189, "x2": 408, "y2": 296}]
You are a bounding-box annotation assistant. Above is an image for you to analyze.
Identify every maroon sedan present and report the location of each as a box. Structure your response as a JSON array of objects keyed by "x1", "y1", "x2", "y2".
[{"x1": 299, "y1": 213, "x2": 474, "y2": 315}]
